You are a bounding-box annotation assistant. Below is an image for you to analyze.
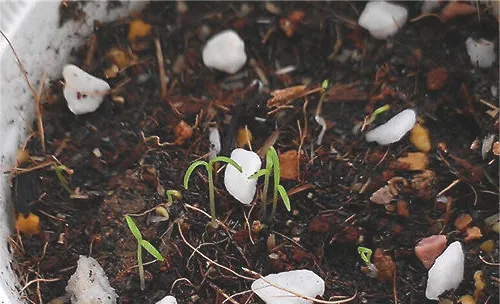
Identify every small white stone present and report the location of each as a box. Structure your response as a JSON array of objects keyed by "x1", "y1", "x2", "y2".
[
  {"x1": 66, "y1": 255, "x2": 118, "y2": 304},
  {"x1": 465, "y1": 38, "x2": 496, "y2": 68},
  {"x1": 156, "y1": 295, "x2": 177, "y2": 304},
  {"x1": 251, "y1": 269, "x2": 325, "y2": 304},
  {"x1": 208, "y1": 127, "x2": 221, "y2": 160},
  {"x1": 365, "y1": 109, "x2": 416, "y2": 145},
  {"x1": 63, "y1": 64, "x2": 110, "y2": 115},
  {"x1": 202, "y1": 30, "x2": 247, "y2": 74},
  {"x1": 358, "y1": 1, "x2": 408, "y2": 40},
  {"x1": 224, "y1": 148, "x2": 261, "y2": 204},
  {"x1": 425, "y1": 241, "x2": 464, "y2": 300}
]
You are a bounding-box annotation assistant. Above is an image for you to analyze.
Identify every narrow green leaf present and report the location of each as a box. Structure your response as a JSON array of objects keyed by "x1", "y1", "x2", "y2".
[
  {"x1": 269, "y1": 147, "x2": 280, "y2": 185},
  {"x1": 265, "y1": 148, "x2": 273, "y2": 171},
  {"x1": 125, "y1": 215, "x2": 142, "y2": 241},
  {"x1": 211, "y1": 156, "x2": 242, "y2": 172},
  {"x1": 248, "y1": 169, "x2": 269, "y2": 179},
  {"x1": 183, "y1": 161, "x2": 208, "y2": 189},
  {"x1": 140, "y1": 240, "x2": 164, "y2": 261},
  {"x1": 277, "y1": 185, "x2": 291, "y2": 211}
]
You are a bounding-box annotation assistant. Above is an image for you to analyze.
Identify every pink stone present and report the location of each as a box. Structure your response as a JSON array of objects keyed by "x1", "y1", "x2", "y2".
[{"x1": 415, "y1": 235, "x2": 447, "y2": 269}]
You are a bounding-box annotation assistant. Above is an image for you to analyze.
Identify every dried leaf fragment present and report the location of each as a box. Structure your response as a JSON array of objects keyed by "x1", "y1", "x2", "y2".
[
  {"x1": 15, "y1": 212, "x2": 40, "y2": 235},
  {"x1": 479, "y1": 239, "x2": 495, "y2": 254},
  {"x1": 174, "y1": 120, "x2": 193, "y2": 145},
  {"x1": 464, "y1": 226, "x2": 482, "y2": 242},
  {"x1": 427, "y1": 67, "x2": 448, "y2": 91},
  {"x1": 278, "y1": 150, "x2": 300, "y2": 180},
  {"x1": 473, "y1": 270, "x2": 486, "y2": 299},
  {"x1": 455, "y1": 213, "x2": 473, "y2": 231},
  {"x1": 128, "y1": 19, "x2": 152, "y2": 42},
  {"x1": 370, "y1": 186, "x2": 394, "y2": 204},
  {"x1": 410, "y1": 123, "x2": 431, "y2": 153},
  {"x1": 390, "y1": 152, "x2": 429, "y2": 171},
  {"x1": 267, "y1": 85, "x2": 307, "y2": 107},
  {"x1": 373, "y1": 249, "x2": 395, "y2": 282},
  {"x1": 440, "y1": 2, "x2": 476, "y2": 22},
  {"x1": 397, "y1": 200, "x2": 410, "y2": 217},
  {"x1": 236, "y1": 127, "x2": 253, "y2": 148}
]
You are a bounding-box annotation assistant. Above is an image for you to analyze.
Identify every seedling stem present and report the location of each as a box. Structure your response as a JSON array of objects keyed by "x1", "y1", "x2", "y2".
[{"x1": 184, "y1": 156, "x2": 242, "y2": 227}]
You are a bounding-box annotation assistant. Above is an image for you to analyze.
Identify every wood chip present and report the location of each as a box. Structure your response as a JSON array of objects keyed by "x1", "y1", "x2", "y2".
[
  {"x1": 455, "y1": 213, "x2": 473, "y2": 231},
  {"x1": 279, "y1": 150, "x2": 300, "y2": 180}
]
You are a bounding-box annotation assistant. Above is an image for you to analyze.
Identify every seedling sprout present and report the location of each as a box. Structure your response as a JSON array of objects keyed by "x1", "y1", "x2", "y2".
[
  {"x1": 53, "y1": 165, "x2": 73, "y2": 194},
  {"x1": 357, "y1": 246, "x2": 373, "y2": 266},
  {"x1": 249, "y1": 146, "x2": 291, "y2": 220},
  {"x1": 183, "y1": 156, "x2": 242, "y2": 227},
  {"x1": 166, "y1": 189, "x2": 182, "y2": 206},
  {"x1": 125, "y1": 215, "x2": 164, "y2": 291}
]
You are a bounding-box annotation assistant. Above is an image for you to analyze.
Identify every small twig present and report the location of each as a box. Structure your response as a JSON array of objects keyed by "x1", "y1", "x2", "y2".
[
  {"x1": 479, "y1": 255, "x2": 500, "y2": 266},
  {"x1": 0, "y1": 30, "x2": 38, "y2": 99},
  {"x1": 83, "y1": 33, "x2": 97, "y2": 71},
  {"x1": 170, "y1": 277, "x2": 194, "y2": 294},
  {"x1": 20, "y1": 278, "x2": 62, "y2": 293},
  {"x1": 393, "y1": 267, "x2": 398, "y2": 304},
  {"x1": 35, "y1": 72, "x2": 46, "y2": 152},
  {"x1": 155, "y1": 38, "x2": 168, "y2": 100},
  {"x1": 209, "y1": 282, "x2": 241, "y2": 304},
  {"x1": 437, "y1": 179, "x2": 461, "y2": 197},
  {"x1": 242, "y1": 206, "x2": 255, "y2": 245},
  {"x1": 410, "y1": 13, "x2": 441, "y2": 22},
  {"x1": 223, "y1": 289, "x2": 254, "y2": 304}
]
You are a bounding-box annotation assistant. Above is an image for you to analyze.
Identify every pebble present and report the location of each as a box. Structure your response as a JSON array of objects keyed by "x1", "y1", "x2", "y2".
[
  {"x1": 365, "y1": 109, "x2": 416, "y2": 145},
  {"x1": 66, "y1": 256, "x2": 117, "y2": 304},
  {"x1": 63, "y1": 64, "x2": 110, "y2": 115},
  {"x1": 202, "y1": 30, "x2": 247, "y2": 74},
  {"x1": 426, "y1": 242, "x2": 464, "y2": 300},
  {"x1": 465, "y1": 37, "x2": 496, "y2": 68},
  {"x1": 224, "y1": 148, "x2": 261, "y2": 204},
  {"x1": 251, "y1": 269, "x2": 325, "y2": 304},
  {"x1": 415, "y1": 235, "x2": 447, "y2": 269},
  {"x1": 358, "y1": 1, "x2": 408, "y2": 40},
  {"x1": 156, "y1": 296, "x2": 177, "y2": 304}
]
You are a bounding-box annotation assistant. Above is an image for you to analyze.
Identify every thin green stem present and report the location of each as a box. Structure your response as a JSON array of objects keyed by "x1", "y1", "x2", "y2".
[
  {"x1": 207, "y1": 165, "x2": 216, "y2": 226},
  {"x1": 261, "y1": 173, "x2": 269, "y2": 219},
  {"x1": 137, "y1": 243, "x2": 145, "y2": 290}
]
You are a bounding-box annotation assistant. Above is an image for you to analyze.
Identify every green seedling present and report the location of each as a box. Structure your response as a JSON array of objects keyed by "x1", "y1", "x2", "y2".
[
  {"x1": 125, "y1": 215, "x2": 164, "y2": 291},
  {"x1": 53, "y1": 165, "x2": 73, "y2": 194},
  {"x1": 166, "y1": 189, "x2": 182, "y2": 206},
  {"x1": 249, "y1": 146, "x2": 291, "y2": 220},
  {"x1": 183, "y1": 156, "x2": 242, "y2": 227},
  {"x1": 367, "y1": 104, "x2": 391, "y2": 125},
  {"x1": 357, "y1": 246, "x2": 373, "y2": 267}
]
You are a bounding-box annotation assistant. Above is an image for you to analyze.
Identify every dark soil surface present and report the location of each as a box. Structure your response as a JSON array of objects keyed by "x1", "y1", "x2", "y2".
[{"x1": 10, "y1": 1, "x2": 499, "y2": 304}]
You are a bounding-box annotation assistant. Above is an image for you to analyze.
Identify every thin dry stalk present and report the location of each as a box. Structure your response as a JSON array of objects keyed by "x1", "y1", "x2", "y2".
[
  {"x1": 210, "y1": 282, "x2": 241, "y2": 304},
  {"x1": 0, "y1": 30, "x2": 38, "y2": 99},
  {"x1": 20, "y1": 277, "x2": 62, "y2": 293},
  {"x1": 169, "y1": 277, "x2": 194, "y2": 294},
  {"x1": 35, "y1": 72, "x2": 46, "y2": 152},
  {"x1": 155, "y1": 38, "x2": 168, "y2": 99},
  {"x1": 83, "y1": 33, "x2": 97, "y2": 70}
]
